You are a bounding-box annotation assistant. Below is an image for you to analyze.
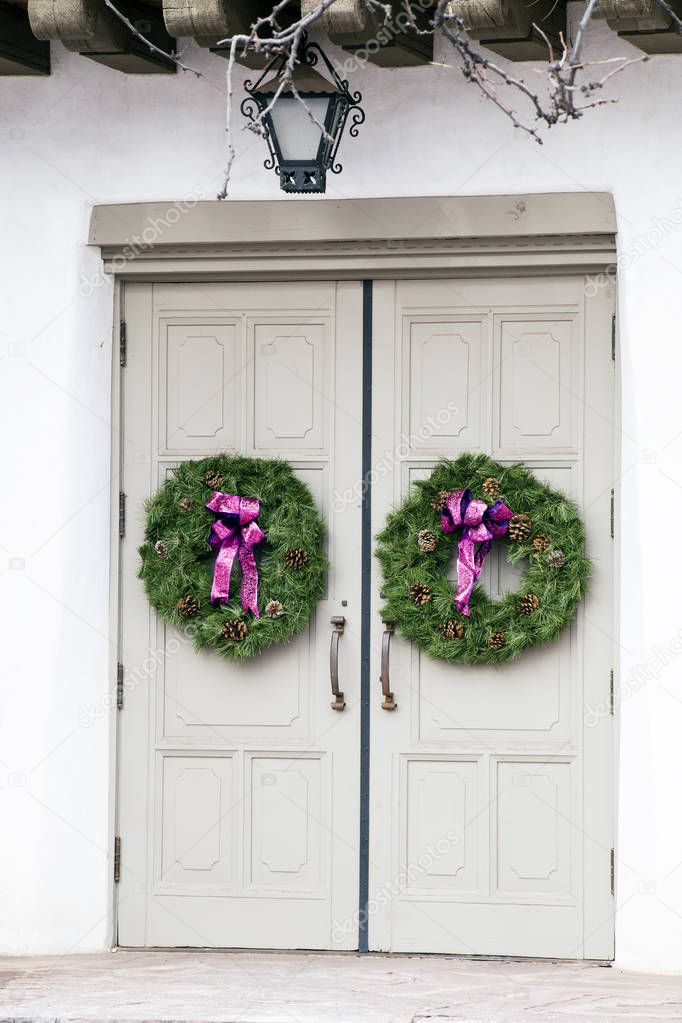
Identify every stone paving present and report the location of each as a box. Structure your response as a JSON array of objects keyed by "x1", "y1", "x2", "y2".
[{"x1": 1, "y1": 950, "x2": 682, "y2": 1023}]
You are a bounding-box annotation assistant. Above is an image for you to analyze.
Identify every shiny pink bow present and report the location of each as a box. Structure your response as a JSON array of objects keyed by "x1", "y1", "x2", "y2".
[
  {"x1": 441, "y1": 488, "x2": 514, "y2": 617},
  {"x1": 206, "y1": 492, "x2": 265, "y2": 617}
]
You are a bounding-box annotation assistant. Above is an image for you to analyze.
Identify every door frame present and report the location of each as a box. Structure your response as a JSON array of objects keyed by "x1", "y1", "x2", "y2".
[{"x1": 98, "y1": 193, "x2": 620, "y2": 952}]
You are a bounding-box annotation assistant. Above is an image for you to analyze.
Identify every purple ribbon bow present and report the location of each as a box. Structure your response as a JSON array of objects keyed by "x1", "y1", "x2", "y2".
[
  {"x1": 205, "y1": 492, "x2": 265, "y2": 617},
  {"x1": 441, "y1": 488, "x2": 514, "y2": 617}
]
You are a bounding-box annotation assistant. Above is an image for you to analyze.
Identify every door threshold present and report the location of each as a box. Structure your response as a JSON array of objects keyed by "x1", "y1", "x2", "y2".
[{"x1": 114, "y1": 945, "x2": 612, "y2": 966}]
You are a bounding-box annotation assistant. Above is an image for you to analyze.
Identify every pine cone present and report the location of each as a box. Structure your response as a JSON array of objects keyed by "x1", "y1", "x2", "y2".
[
  {"x1": 488, "y1": 631, "x2": 506, "y2": 651},
  {"x1": 482, "y1": 477, "x2": 500, "y2": 501},
  {"x1": 548, "y1": 548, "x2": 566, "y2": 568},
  {"x1": 441, "y1": 619, "x2": 465, "y2": 640},
  {"x1": 179, "y1": 496, "x2": 195, "y2": 513},
  {"x1": 154, "y1": 539, "x2": 168, "y2": 558},
  {"x1": 222, "y1": 619, "x2": 248, "y2": 641},
  {"x1": 418, "y1": 529, "x2": 438, "y2": 553},
  {"x1": 177, "y1": 593, "x2": 199, "y2": 618},
  {"x1": 265, "y1": 599, "x2": 284, "y2": 619},
  {"x1": 431, "y1": 489, "x2": 450, "y2": 512},
  {"x1": 409, "y1": 582, "x2": 432, "y2": 606},
  {"x1": 203, "y1": 470, "x2": 224, "y2": 490},
  {"x1": 532, "y1": 534, "x2": 549, "y2": 554},
  {"x1": 508, "y1": 513, "x2": 532, "y2": 542},
  {"x1": 518, "y1": 593, "x2": 541, "y2": 616},
  {"x1": 285, "y1": 547, "x2": 308, "y2": 570}
]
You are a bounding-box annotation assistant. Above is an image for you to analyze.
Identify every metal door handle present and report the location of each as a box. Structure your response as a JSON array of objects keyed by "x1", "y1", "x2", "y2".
[
  {"x1": 380, "y1": 621, "x2": 397, "y2": 710},
  {"x1": 330, "y1": 616, "x2": 346, "y2": 711}
]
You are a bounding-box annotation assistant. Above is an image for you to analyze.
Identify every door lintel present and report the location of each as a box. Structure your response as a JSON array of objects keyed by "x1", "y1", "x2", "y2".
[{"x1": 89, "y1": 193, "x2": 617, "y2": 280}]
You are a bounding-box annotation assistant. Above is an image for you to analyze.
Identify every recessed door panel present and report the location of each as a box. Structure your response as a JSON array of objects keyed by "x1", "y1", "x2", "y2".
[
  {"x1": 495, "y1": 759, "x2": 574, "y2": 899},
  {"x1": 253, "y1": 321, "x2": 327, "y2": 452},
  {"x1": 157, "y1": 753, "x2": 236, "y2": 891},
  {"x1": 160, "y1": 321, "x2": 240, "y2": 455},
  {"x1": 404, "y1": 318, "x2": 485, "y2": 451},
  {"x1": 402, "y1": 757, "x2": 481, "y2": 895},
  {"x1": 247, "y1": 754, "x2": 326, "y2": 894},
  {"x1": 162, "y1": 623, "x2": 310, "y2": 737}
]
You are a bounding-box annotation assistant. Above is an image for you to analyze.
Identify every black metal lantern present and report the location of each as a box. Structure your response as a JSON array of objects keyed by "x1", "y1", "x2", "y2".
[{"x1": 242, "y1": 35, "x2": 365, "y2": 194}]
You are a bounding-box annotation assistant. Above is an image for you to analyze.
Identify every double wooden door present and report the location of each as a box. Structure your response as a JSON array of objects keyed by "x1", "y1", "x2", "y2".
[{"x1": 117, "y1": 276, "x2": 615, "y2": 958}]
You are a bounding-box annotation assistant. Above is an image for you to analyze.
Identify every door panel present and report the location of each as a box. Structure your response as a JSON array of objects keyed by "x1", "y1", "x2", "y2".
[
  {"x1": 160, "y1": 321, "x2": 241, "y2": 453},
  {"x1": 369, "y1": 277, "x2": 615, "y2": 959},
  {"x1": 496, "y1": 315, "x2": 577, "y2": 453},
  {"x1": 118, "y1": 281, "x2": 363, "y2": 949},
  {"x1": 405, "y1": 317, "x2": 486, "y2": 449}
]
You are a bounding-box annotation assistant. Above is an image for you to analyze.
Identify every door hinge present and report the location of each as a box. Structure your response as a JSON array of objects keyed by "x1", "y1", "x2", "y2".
[
  {"x1": 114, "y1": 836, "x2": 121, "y2": 884},
  {"x1": 609, "y1": 669, "x2": 615, "y2": 715},
  {"x1": 119, "y1": 492, "x2": 126, "y2": 539},
  {"x1": 611, "y1": 313, "x2": 616, "y2": 362},
  {"x1": 610, "y1": 848, "x2": 615, "y2": 896},
  {"x1": 610, "y1": 489, "x2": 615, "y2": 539},
  {"x1": 119, "y1": 321, "x2": 127, "y2": 368},
  {"x1": 116, "y1": 663, "x2": 124, "y2": 710}
]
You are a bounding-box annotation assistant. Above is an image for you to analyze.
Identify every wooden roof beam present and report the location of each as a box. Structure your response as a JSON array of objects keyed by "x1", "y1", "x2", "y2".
[
  {"x1": 450, "y1": 0, "x2": 565, "y2": 62},
  {"x1": 301, "y1": 0, "x2": 434, "y2": 66},
  {"x1": 28, "y1": 0, "x2": 176, "y2": 71},
  {"x1": 593, "y1": 0, "x2": 682, "y2": 53},
  {"x1": 0, "y1": 0, "x2": 49, "y2": 74}
]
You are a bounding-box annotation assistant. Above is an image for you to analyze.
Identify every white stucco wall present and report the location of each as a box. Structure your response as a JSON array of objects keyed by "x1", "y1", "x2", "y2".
[{"x1": 2, "y1": 4, "x2": 682, "y2": 971}]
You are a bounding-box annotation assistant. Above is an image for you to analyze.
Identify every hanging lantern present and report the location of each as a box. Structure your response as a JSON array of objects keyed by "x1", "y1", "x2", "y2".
[{"x1": 242, "y1": 34, "x2": 365, "y2": 194}]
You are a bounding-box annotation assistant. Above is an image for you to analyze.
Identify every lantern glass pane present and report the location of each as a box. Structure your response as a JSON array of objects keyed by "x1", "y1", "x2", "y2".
[{"x1": 268, "y1": 95, "x2": 332, "y2": 161}]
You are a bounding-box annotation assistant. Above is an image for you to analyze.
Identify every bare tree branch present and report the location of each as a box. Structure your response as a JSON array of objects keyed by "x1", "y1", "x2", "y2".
[
  {"x1": 653, "y1": 0, "x2": 682, "y2": 33},
  {"x1": 100, "y1": 0, "x2": 202, "y2": 76},
  {"x1": 97, "y1": 0, "x2": 647, "y2": 197}
]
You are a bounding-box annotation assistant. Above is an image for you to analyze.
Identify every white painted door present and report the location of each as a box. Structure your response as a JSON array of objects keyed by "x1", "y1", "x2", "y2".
[
  {"x1": 118, "y1": 274, "x2": 615, "y2": 958},
  {"x1": 117, "y1": 281, "x2": 363, "y2": 949},
  {"x1": 369, "y1": 277, "x2": 616, "y2": 959}
]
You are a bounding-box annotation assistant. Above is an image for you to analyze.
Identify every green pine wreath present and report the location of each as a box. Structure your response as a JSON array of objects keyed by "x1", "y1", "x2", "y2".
[
  {"x1": 139, "y1": 454, "x2": 327, "y2": 661},
  {"x1": 376, "y1": 453, "x2": 591, "y2": 664}
]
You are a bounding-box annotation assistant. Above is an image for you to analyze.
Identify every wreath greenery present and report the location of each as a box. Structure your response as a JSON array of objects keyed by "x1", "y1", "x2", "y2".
[
  {"x1": 376, "y1": 453, "x2": 591, "y2": 664},
  {"x1": 139, "y1": 454, "x2": 327, "y2": 661}
]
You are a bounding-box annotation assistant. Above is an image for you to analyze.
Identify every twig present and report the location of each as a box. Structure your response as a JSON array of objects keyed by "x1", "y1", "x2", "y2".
[
  {"x1": 653, "y1": 0, "x2": 682, "y2": 32},
  {"x1": 99, "y1": 0, "x2": 645, "y2": 197},
  {"x1": 100, "y1": 0, "x2": 202, "y2": 76}
]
